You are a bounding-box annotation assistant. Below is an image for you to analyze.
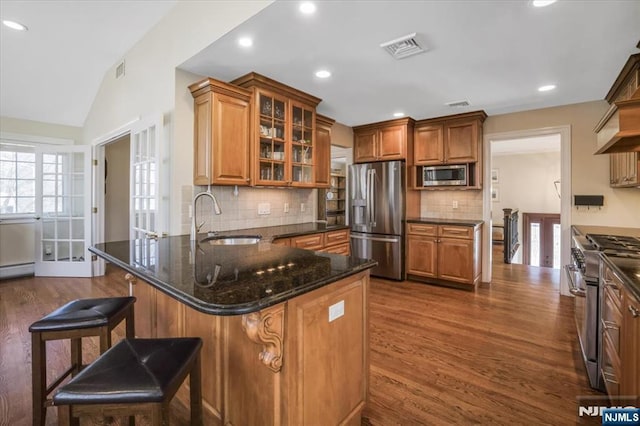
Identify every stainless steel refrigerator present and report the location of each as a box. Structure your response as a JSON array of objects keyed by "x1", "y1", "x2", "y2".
[{"x1": 349, "y1": 160, "x2": 404, "y2": 280}]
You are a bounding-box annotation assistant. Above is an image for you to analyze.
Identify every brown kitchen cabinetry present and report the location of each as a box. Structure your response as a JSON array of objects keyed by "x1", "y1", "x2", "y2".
[
  {"x1": 315, "y1": 114, "x2": 335, "y2": 188},
  {"x1": 406, "y1": 222, "x2": 482, "y2": 287},
  {"x1": 601, "y1": 260, "x2": 640, "y2": 405},
  {"x1": 189, "y1": 78, "x2": 252, "y2": 186},
  {"x1": 609, "y1": 151, "x2": 640, "y2": 187},
  {"x1": 274, "y1": 228, "x2": 350, "y2": 255},
  {"x1": 413, "y1": 111, "x2": 487, "y2": 189},
  {"x1": 231, "y1": 72, "x2": 322, "y2": 187},
  {"x1": 353, "y1": 118, "x2": 414, "y2": 163}
]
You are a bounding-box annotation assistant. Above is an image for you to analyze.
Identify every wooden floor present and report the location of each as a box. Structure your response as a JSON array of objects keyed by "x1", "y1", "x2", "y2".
[{"x1": 0, "y1": 256, "x2": 602, "y2": 425}]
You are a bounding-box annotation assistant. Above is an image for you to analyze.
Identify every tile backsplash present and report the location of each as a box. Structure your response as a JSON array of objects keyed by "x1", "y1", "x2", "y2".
[
  {"x1": 420, "y1": 190, "x2": 483, "y2": 219},
  {"x1": 182, "y1": 186, "x2": 316, "y2": 235}
]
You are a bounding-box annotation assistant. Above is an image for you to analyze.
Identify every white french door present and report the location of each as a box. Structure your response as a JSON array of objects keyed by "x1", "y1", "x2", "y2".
[
  {"x1": 129, "y1": 117, "x2": 163, "y2": 269},
  {"x1": 34, "y1": 145, "x2": 92, "y2": 277}
]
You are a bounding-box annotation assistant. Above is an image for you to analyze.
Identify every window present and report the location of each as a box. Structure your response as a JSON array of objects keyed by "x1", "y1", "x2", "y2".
[{"x1": 0, "y1": 144, "x2": 36, "y2": 215}]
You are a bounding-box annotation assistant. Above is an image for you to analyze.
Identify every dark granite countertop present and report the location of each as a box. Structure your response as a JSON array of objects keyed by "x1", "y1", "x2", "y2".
[
  {"x1": 90, "y1": 234, "x2": 375, "y2": 316},
  {"x1": 216, "y1": 222, "x2": 349, "y2": 241},
  {"x1": 601, "y1": 255, "x2": 640, "y2": 301},
  {"x1": 405, "y1": 217, "x2": 484, "y2": 227}
]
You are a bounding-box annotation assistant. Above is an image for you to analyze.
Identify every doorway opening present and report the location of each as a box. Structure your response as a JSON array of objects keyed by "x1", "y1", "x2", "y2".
[
  {"x1": 483, "y1": 126, "x2": 571, "y2": 295},
  {"x1": 104, "y1": 134, "x2": 130, "y2": 242}
]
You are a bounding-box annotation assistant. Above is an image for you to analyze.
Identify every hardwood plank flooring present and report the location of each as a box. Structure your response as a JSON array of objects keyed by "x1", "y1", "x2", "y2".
[{"x1": 1, "y1": 259, "x2": 602, "y2": 425}]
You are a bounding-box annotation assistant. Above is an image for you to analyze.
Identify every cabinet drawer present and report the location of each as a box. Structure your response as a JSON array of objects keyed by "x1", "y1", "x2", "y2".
[
  {"x1": 603, "y1": 267, "x2": 623, "y2": 310},
  {"x1": 325, "y1": 229, "x2": 350, "y2": 246},
  {"x1": 322, "y1": 242, "x2": 350, "y2": 255},
  {"x1": 407, "y1": 223, "x2": 437, "y2": 236},
  {"x1": 291, "y1": 233, "x2": 324, "y2": 250},
  {"x1": 438, "y1": 225, "x2": 473, "y2": 239}
]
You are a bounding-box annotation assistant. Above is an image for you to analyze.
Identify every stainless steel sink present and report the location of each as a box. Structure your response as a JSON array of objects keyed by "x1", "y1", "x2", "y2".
[{"x1": 201, "y1": 235, "x2": 261, "y2": 245}]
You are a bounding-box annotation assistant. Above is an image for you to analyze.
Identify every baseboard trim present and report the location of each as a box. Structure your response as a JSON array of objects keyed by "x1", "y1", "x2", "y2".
[{"x1": 0, "y1": 263, "x2": 35, "y2": 280}]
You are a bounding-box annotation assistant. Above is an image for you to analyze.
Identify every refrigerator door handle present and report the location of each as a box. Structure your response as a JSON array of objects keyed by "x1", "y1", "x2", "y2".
[
  {"x1": 366, "y1": 169, "x2": 372, "y2": 226},
  {"x1": 370, "y1": 169, "x2": 376, "y2": 227},
  {"x1": 351, "y1": 234, "x2": 400, "y2": 243}
]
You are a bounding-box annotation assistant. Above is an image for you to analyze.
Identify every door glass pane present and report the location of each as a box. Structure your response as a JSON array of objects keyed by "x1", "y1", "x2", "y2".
[
  {"x1": 553, "y1": 223, "x2": 561, "y2": 269},
  {"x1": 72, "y1": 219, "x2": 84, "y2": 239},
  {"x1": 56, "y1": 241, "x2": 70, "y2": 261},
  {"x1": 72, "y1": 242, "x2": 85, "y2": 262},
  {"x1": 43, "y1": 220, "x2": 55, "y2": 239},
  {"x1": 43, "y1": 242, "x2": 54, "y2": 261},
  {"x1": 57, "y1": 219, "x2": 70, "y2": 239},
  {"x1": 530, "y1": 223, "x2": 540, "y2": 267}
]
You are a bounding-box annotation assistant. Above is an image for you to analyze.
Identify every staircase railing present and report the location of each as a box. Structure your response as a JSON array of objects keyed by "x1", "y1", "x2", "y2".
[{"x1": 503, "y1": 208, "x2": 520, "y2": 264}]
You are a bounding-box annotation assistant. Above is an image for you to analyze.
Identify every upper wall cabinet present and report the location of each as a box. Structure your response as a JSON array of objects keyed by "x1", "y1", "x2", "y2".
[
  {"x1": 315, "y1": 114, "x2": 335, "y2": 188},
  {"x1": 189, "y1": 78, "x2": 252, "y2": 186},
  {"x1": 414, "y1": 111, "x2": 487, "y2": 166},
  {"x1": 231, "y1": 72, "x2": 322, "y2": 187},
  {"x1": 352, "y1": 118, "x2": 415, "y2": 163}
]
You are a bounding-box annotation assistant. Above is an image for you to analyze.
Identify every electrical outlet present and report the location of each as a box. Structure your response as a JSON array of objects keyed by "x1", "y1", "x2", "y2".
[
  {"x1": 300, "y1": 203, "x2": 305, "y2": 212},
  {"x1": 453, "y1": 200, "x2": 458, "y2": 209},
  {"x1": 284, "y1": 202, "x2": 289, "y2": 213},
  {"x1": 329, "y1": 300, "x2": 344, "y2": 322},
  {"x1": 258, "y1": 202, "x2": 271, "y2": 215}
]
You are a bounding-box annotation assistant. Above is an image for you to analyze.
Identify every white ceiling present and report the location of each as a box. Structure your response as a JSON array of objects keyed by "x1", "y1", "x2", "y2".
[
  {"x1": 0, "y1": 1, "x2": 638, "y2": 130},
  {"x1": 181, "y1": 0, "x2": 640, "y2": 126},
  {"x1": 0, "y1": 0, "x2": 177, "y2": 127}
]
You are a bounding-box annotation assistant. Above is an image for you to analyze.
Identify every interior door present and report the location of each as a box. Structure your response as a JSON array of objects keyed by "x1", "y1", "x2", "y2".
[
  {"x1": 35, "y1": 145, "x2": 92, "y2": 277},
  {"x1": 129, "y1": 117, "x2": 163, "y2": 273},
  {"x1": 130, "y1": 116, "x2": 163, "y2": 241}
]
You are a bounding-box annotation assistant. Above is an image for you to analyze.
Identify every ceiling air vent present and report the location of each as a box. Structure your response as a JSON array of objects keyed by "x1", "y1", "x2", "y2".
[
  {"x1": 115, "y1": 60, "x2": 125, "y2": 79},
  {"x1": 445, "y1": 100, "x2": 471, "y2": 108},
  {"x1": 380, "y1": 33, "x2": 426, "y2": 60}
]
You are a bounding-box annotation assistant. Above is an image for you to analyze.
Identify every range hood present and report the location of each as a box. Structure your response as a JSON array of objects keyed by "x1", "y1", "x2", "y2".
[{"x1": 595, "y1": 86, "x2": 640, "y2": 154}]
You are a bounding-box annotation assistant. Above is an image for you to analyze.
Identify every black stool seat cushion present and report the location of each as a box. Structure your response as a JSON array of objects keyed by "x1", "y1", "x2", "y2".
[
  {"x1": 29, "y1": 297, "x2": 136, "y2": 332},
  {"x1": 53, "y1": 338, "x2": 202, "y2": 405}
]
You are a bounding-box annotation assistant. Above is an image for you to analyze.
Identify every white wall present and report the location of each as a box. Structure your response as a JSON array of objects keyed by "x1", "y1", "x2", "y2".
[
  {"x1": 82, "y1": 1, "x2": 273, "y2": 236},
  {"x1": 491, "y1": 151, "x2": 561, "y2": 220}
]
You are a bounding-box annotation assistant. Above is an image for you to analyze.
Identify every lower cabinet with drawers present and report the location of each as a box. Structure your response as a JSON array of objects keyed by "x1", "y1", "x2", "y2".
[
  {"x1": 406, "y1": 221, "x2": 482, "y2": 288},
  {"x1": 272, "y1": 228, "x2": 350, "y2": 255},
  {"x1": 601, "y1": 259, "x2": 640, "y2": 406}
]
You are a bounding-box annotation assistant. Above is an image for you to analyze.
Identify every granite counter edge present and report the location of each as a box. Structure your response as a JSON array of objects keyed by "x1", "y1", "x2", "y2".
[{"x1": 89, "y1": 246, "x2": 375, "y2": 317}]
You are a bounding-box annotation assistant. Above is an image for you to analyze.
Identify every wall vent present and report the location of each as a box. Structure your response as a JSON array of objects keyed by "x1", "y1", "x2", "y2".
[
  {"x1": 380, "y1": 33, "x2": 426, "y2": 60},
  {"x1": 115, "y1": 60, "x2": 125, "y2": 79},
  {"x1": 445, "y1": 100, "x2": 471, "y2": 108}
]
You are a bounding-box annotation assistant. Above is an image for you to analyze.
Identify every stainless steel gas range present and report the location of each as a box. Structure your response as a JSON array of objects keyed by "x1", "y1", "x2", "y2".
[{"x1": 566, "y1": 231, "x2": 640, "y2": 391}]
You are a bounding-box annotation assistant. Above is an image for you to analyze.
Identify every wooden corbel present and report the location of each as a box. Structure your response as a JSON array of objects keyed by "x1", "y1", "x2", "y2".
[{"x1": 241, "y1": 306, "x2": 284, "y2": 373}]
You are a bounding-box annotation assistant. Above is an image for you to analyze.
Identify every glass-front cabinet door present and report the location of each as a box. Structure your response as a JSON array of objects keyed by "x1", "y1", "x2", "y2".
[
  {"x1": 257, "y1": 91, "x2": 287, "y2": 185},
  {"x1": 291, "y1": 102, "x2": 315, "y2": 186}
]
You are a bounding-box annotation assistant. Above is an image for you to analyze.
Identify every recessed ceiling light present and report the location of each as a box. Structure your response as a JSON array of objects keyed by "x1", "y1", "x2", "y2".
[
  {"x1": 238, "y1": 37, "x2": 253, "y2": 47},
  {"x1": 2, "y1": 20, "x2": 28, "y2": 31},
  {"x1": 393, "y1": 112, "x2": 405, "y2": 118},
  {"x1": 315, "y1": 70, "x2": 331, "y2": 78},
  {"x1": 532, "y1": 0, "x2": 557, "y2": 7},
  {"x1": 299, "y1": 2, "x2": 316, "y2": 14},
  {"x1": 538, "y1": 84, "x2": 556, "y2": 92}
]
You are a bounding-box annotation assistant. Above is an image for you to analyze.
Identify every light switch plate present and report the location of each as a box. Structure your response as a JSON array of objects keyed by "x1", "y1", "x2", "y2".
[{"x1": 329, "y1": 300, "x2": 344, "y2": 322}]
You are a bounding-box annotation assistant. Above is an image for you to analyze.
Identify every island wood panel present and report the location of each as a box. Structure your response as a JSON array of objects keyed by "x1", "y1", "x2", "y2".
[
  {"x1": 183, "y1": 305, "x2": 224, "y2": 424},
  {"x1": 286, "y1": 271, "x2": 368, "y2": 426},
  {"x1": 130, "y1": 275, "x2": 156, "y2": 338}
]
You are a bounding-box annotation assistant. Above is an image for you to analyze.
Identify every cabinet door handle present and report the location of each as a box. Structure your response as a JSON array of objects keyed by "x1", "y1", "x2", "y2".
[
  {"x1": 602, "y1": 320, "x2": 619, "y2": 330},
  {"x1": 629, "y1": 305, "x2": 640, "y2": 318},
  {"x1": 602, "y1": 370, "x2": 619, "y2": 385}
]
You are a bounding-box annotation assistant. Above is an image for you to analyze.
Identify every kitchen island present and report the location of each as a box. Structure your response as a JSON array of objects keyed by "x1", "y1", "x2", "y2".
[{"x1": 90, "y1": 234, "x2": 375, "y2": 426}]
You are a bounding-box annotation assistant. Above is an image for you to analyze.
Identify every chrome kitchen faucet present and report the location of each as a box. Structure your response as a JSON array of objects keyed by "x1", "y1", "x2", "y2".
[{"x1": 190, "y1": 188, "x2": 222, "y2": 241}]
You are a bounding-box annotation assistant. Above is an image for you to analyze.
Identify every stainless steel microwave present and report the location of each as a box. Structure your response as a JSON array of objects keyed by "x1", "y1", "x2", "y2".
[{"x1": 423, "y1": 164, "x2": 468, "y2": 186}]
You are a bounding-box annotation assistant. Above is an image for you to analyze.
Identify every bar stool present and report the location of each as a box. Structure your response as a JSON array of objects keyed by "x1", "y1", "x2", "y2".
[
  {"x1": 29, "y1": 296, "x2": 136, "y2": 426},
  {"x1": 53, "y1": 337, "x2": 203, "y2": 426}
]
